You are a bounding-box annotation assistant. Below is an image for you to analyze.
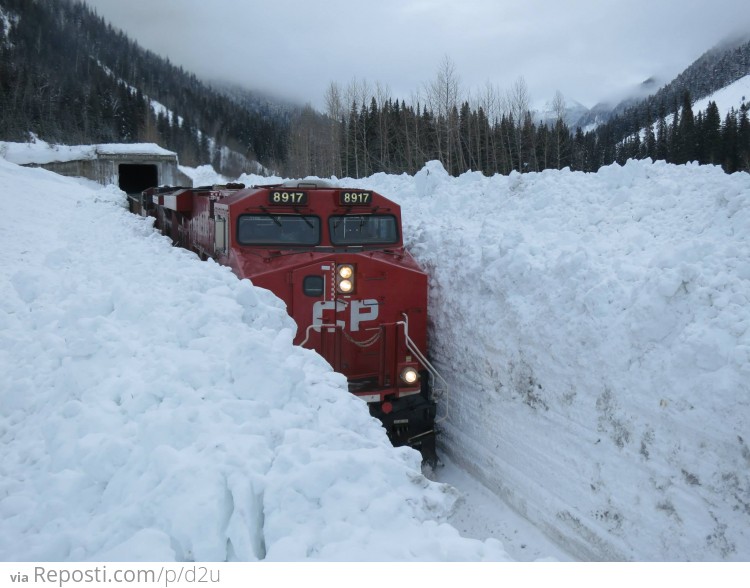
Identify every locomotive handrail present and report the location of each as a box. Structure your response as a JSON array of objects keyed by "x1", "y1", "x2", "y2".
[
  {"x1": 398, "y1": 313, "x2": 449, "y2": 424},
  {"x1": 299, "y1": 323, "x2": 336, "y2": 347},
  {"x1": 299, "y1": 317, "x2": 448, "y2": 422}
]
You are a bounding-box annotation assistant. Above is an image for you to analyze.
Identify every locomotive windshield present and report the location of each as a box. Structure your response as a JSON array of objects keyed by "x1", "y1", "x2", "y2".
[
  {"x1": 237, "y1": 214, "x2": 320, "y2": 246},
  {"x1": 329, "y1": 215, "x2": 399, "y2": 246}
]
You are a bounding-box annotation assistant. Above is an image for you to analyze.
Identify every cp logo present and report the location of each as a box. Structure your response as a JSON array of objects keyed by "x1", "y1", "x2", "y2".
[{"x1": 312, "y1": 299, "x2": 379, "y2": 331}]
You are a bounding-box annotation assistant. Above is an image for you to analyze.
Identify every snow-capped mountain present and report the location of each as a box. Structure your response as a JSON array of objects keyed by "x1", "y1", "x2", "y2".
[
  {"x1": 534, "y1": 98, "x2": 590, "y2": 129},
  {"x1": 569, "y1": 33, "x2": 750, "y2": 134},
  {"x1": 574, "y1": 76, "x2": 665, "y2": 130}
]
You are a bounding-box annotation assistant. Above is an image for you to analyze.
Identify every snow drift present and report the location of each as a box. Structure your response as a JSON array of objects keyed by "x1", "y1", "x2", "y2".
[
  {"x1": 3, "y1": 144, "x2": 750, "y2": 561},
  {"x1": 328, "y1": 159, "x2": 749, "y2": 561},
  {"x1": 0, "y1": 158, "x2": 507, "y2": 562}
]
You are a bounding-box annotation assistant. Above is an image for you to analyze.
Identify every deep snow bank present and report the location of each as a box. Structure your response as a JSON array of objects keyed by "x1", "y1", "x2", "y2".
[
  {"x1": 342, "y1": 160, "x2": 749, "y2": 561},
  {"x1": 0, "y1": 159, "x2": 508, "y2": 562},
  {"x1": 6, "y1": 148, "x2": 749, "y2": 562}
]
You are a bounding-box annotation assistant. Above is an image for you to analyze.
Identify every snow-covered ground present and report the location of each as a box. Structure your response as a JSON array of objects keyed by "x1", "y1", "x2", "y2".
[
  {"x1": 0, "y1": 156, "x2": 507, "y2": 562},
  {"x1": 2, "y1": 142, "x2": 750, "y2": 563},
  {"x1": 433, "y1": 455, "x2": 574, "y2": 561}
]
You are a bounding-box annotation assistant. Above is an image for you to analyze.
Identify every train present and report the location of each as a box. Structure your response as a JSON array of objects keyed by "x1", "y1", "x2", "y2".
[{"x1": 128, "y1": 180, "x2": 445, "y2": 465}]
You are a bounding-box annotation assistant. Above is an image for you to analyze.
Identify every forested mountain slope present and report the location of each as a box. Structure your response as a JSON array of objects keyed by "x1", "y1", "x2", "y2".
[{"x1": 0, "y1": 0, "x2": 288, "y2": 175}]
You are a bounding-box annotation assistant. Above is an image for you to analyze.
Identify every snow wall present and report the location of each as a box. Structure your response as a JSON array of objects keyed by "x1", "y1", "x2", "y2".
[
  {"x1": 0, "y1": 158, "x2": 508, "y2": 562},
  {"x1": 4, "y1": 150, "x2": 749, "y2": 562},
  {"x1": 317, "y1": 159, "x2": 750, "y2": 561}
]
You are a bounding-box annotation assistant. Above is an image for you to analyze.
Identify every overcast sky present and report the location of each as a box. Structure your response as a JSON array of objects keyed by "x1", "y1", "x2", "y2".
[{"x1": 81, "y1": 0, "x2": 750, "y2": 111}]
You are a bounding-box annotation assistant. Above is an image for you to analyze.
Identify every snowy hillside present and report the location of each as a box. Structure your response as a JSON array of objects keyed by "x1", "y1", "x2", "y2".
[
  {"x1": 651, "y1": 73, "x2": 750, "y2": 132},
  {"x1": 691, "y1": 73, "x2": 750, "y2": 116},
  {"x1": 2, "y1": 145, "x2": 750, "y2": 562},
  {"x1": 580, "y1": 72, "x2": 749, "y2": 135}
]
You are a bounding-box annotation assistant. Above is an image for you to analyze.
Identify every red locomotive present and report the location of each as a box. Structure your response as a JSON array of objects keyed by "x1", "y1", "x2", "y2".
[{"x1": 131, "y1": 180, "x2": 444, "y2": 464}]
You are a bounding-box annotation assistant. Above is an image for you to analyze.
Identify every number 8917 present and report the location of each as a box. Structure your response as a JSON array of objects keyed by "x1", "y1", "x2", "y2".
[
  {"x1": 269, "y1": 190, "x2": 307, "y2": 205},
  {"x1": 340, "y1": 191, "x2": 372, "y2": 205}
]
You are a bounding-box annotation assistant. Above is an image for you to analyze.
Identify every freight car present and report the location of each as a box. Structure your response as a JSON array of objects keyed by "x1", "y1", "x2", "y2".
[{"x1": 132, "y1": 180, "x2": 446, "y2": 464}]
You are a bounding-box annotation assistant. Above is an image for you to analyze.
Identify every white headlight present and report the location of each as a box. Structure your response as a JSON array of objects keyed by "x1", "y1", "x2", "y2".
[
  {"x1": 338, "y1": 265, "x2": 353, "y2": 279},
  {"x1": 401, "y1": 367, "x2": 419, "y2": 385},
  {"x1": 338, "y1": 279, "x2": 353, "y2": 293}
]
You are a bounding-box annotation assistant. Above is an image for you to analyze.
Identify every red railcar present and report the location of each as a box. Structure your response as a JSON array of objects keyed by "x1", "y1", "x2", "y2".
[{"x1": 134, "y1": 180, "x2": 443, "y2": 463}]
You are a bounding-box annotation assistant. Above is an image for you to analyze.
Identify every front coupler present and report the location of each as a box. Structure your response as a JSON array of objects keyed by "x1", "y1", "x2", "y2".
[{"x1": 370, "y1": 393, "x2": 438, "y2": 467}]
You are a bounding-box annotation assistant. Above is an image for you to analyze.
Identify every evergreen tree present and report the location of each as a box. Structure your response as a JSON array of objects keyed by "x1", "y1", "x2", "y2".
[
  {"x1": 703, "y1": 101, "x2": 723, "y2": 165},
  {"x1": 722, "y1": 109, "x2": 739, "y2": 172},
  {"x1": 655, "y1": 111, "x2": 669, "y2": 161},
  {"x1": 738, "y1": 104, "x2": 750, "y2": 171},
  {"x1": 668, "y1": 106, "x2": 680, "y2": 163},
  {"x1": 694, "y1": 111, "x2": 705, "y2": 162},
  {"x1": 677, "y1": 90, "x2": 696, "y2": 163},
  {"x1": 644, "y1": 107, "x2": 656, "y2": 159}
]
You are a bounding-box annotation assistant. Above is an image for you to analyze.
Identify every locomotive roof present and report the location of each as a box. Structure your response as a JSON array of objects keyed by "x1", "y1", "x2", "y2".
[{"x1": 279, "y1": 179, "x2": 338, "y2": 189}]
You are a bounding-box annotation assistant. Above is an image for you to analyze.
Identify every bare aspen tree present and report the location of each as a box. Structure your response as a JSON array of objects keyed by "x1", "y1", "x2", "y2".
[
  {"x1": 551, "y1": 90, "x2": 566, "y2": 169},
  {"x1": 402, "y1": 93, "x2": 414, "y2": 172},
  {"x1": 523, "y1": 110, "x2": 539, "y2": 172},
  {"x1": 507, "y1": 77, "x2": 531, "y2": 171},
  {"x1": 343, "y1": 78, "x2": 373, "y2": 177},
  {"x1": 425, "y1": 75, "x2": 443, "y2": 164},
  {"x1": 324, "y1": 81, "x2": 343, "y2": 177},
  {"x1": 426, "y1": 55, "x2": 461, "y2": 172},
  {"x1": 551, "y1": 89, "x2": 566, "y2": 123},
  {"x1": 478, "y1": 80, "x2": 502, "y2": 173},
  {"x1": 344, "y1": 78, "x2": 367, "y2": 178},
  {"x1": 498, "y1": 93, "x2": 515, "y2": 172},
  {"x1": 409, "y1": 89, "x2": 424, "y2": 171},
  {"x1": 287, "y1": 104, "x2": 341, "y2": 177},
  {"x1": 343, "y1": 81, "x2": 355, "y2": 177},
  {"x1": 468, "y1": 90, "x2": 482, "y2": 170},
  {"x1": 375, "y1": 81, "x2": 391, "y2": 172},
  {"x1": 358, "y1": 79, "x2": 372, "y2": 177}
]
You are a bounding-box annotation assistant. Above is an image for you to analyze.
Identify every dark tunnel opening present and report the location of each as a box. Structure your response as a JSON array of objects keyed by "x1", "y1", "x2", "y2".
[{"x1": 119, "y1": 164, "x2": 158, "y2": 194}]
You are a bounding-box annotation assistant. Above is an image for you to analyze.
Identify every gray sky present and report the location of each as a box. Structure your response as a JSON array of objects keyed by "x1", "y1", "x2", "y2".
[{"x1": 82, "y1": 0, "x2": 750, "y2": 111}]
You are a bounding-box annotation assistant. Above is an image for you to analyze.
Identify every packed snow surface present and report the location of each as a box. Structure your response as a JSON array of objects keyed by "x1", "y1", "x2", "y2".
[{"x1": 2, "y1": 142, "x2": 750, "y2": 561}]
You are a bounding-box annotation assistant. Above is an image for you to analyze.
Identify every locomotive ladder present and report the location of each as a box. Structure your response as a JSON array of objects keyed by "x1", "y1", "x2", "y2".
[{"x1": 398, "y1": 313, "x2": 450, "y2": 424}]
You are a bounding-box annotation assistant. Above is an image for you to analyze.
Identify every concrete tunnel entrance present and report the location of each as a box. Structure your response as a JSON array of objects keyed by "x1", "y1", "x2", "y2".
[{"x1": 118, "y1": 163, "x2": 158, "y2": 194}]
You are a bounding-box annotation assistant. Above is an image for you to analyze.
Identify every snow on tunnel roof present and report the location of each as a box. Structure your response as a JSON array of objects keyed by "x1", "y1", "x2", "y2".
[{"x1": 0, "y1": 139, "x2": 176, "y2": 166}]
